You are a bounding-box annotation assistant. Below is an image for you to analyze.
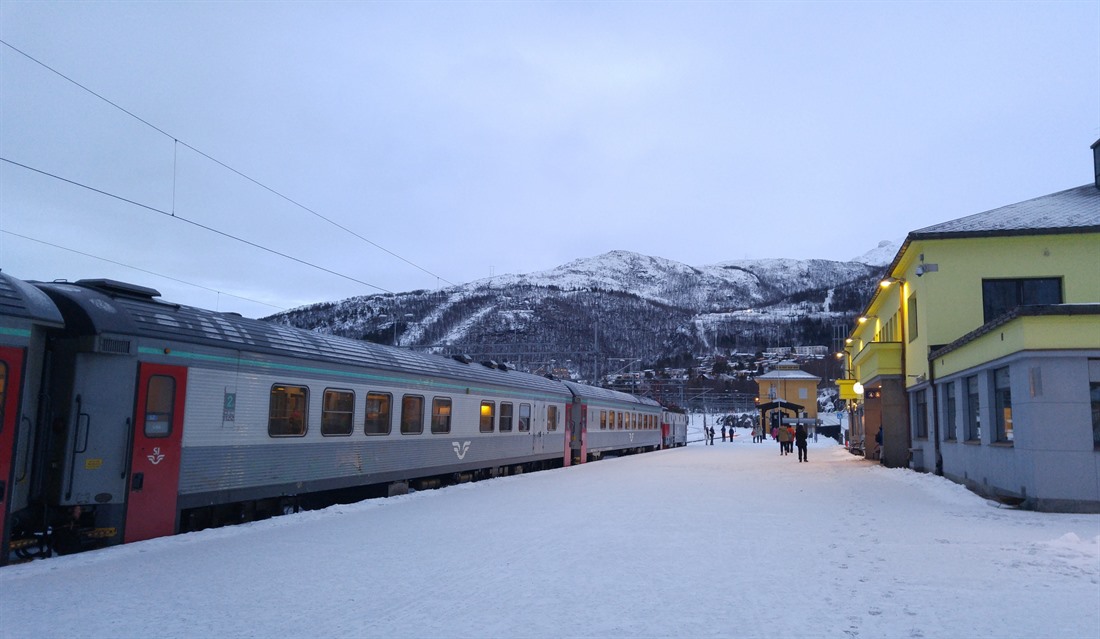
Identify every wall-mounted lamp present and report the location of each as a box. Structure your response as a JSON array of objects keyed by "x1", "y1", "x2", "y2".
[
  {"x1": 879, "y1": 276, "x2": 905, "y2": 287},
  {"x1": 858, "y1": 315, "x2": 877, "y2": 324},
  {"x1": 853, "y1": 382, "x2": 865, "y2": 395},
  {"x1": 845, "y1": 337, "x2": 854, "y2": 344}
]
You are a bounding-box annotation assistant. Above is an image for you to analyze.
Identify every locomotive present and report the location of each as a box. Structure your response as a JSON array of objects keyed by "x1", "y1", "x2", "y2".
[{"x1": 0, "y1": 273, "x2": 686, "y2": 563}]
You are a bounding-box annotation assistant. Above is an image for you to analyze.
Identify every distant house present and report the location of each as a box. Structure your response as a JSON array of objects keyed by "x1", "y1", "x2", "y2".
[{"x1": 843, "y1": 141, "x2": 1100, "y2": 512}]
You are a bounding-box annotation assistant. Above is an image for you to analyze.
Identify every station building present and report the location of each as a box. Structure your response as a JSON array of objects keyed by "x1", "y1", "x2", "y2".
[{"x1": 842, "y1": 141, "x2": 1100, "y2": 511}]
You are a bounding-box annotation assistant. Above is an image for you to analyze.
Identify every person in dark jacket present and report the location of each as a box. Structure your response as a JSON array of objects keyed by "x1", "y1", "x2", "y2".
[{"x1": 795, "y1": 423, "x2": 809, "y2": 462}]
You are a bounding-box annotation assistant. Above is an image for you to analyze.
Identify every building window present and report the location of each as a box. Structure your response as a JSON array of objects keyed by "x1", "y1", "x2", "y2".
[
  {"x1": 321, "y1": 388, "x2": 354, "y2": 436},
  {"x1": 982, "y1": 278, "x2": 1062, "y2": 323},
  {"x1": 547, "y1": 405, "x2": 559, "y2": 431},
  {"x1": 480, "y1": 401, "x2": 495, "y2": 433},
  {"x1": 364, "y1": 392, "x2": 392, "y2": 435},
  {"x1": 499, "y1": 402, "x2": 514, "y2": 432},
  {"x1": 431, "y1": 397, "x2": 452, "y2": 434},
  {"x1": 401, "y1": 395, "x2": 424, "y2": 435},
  {"x1": 913, "y1": 389, "x2": 928, "y2": 439},
  {"x1": 993, "y1": 367, "x2": 1012, "y2": 443},
  {"x1": 965, "y1": 376, "x2": 980, "y2": 441},
  {"x1": 1090, "y1": 383, "x2": 1100, "y2": 449},
  {"x1": 944, "y1": 382, "x2": 957, "y2": 441},
  {"x1": 907, "y1": 293, "x2": 918, "y2": 341},
  {"x1": 269, "y1": 384, "x2": 308, "y2": 437},
  {"x1": 518, "y1": 403, "x2": 531, "y2": 432}
]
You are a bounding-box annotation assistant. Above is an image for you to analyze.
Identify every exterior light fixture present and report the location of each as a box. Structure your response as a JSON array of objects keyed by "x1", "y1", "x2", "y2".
[
  {"x1": 879, "y1": 276, "x2": 904, "y2": 287},
  {"x1": 858, "y1": 315, "x2": 876, "y2": 324},
  {"x1": 853, "y1": 382, "x2": 864, "y2": 395}
]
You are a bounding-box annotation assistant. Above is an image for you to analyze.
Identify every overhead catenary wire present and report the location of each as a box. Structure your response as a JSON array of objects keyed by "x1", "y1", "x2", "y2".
[
  {"x1": 0, "y1": 229, "x2": 287, "y2": 311},
  {"x1": 0, "y1": 157, "x2": 394, "y2": 295},
  {"x1": 0, "y1": 39, "x2": 456, "y2": 288}
]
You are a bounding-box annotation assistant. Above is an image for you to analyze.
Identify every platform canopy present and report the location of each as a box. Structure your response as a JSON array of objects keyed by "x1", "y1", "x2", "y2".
[{"x1": 756, "y1": 399, "x2": 805, "y2": 413}]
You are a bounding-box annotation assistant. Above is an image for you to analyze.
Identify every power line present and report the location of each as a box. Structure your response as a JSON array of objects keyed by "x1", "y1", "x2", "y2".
[
  {"x1": 0, "y1": 39, "x2": 457, "y2": 288},
  {"x1": 1, "y1": 229, "x2": 286, "y2": 311},
  {"x1": 1, "y1": 157, "x2": 394, "y2": 294}
]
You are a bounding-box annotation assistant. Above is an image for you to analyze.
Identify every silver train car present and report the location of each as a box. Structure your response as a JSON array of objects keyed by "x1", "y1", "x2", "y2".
[{"x1": 0, "y1": 274, "x2": 672, "y2": 563}]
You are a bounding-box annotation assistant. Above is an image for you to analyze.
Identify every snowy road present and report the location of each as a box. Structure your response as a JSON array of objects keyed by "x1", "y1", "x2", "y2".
[{"x1": 2, "y1": 433, "x2": 1098, "y2": 638}]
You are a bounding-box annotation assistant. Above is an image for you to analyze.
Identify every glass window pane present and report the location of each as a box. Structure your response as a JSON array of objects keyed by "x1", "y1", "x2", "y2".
[
  {"x1": 145, "y1": 375, "x2": 175, "y2": 438},
  {"x1": 518, "y1": 404, "x2": 531, "y2": 432},
  {"x1": 432, "y1": 398, "x2": 452, "y2": 434},
  {"x1": 365, "y1": 392, "x2": 392, "y2": 435},
  {"x1": 401, "y1": 395, "x2": 424, "y2": 435},
  {"x1": 322, "y1": 389, "x2": 354, "y2": 436},
  {"x1": 480, "y1": 401, "x2": 495, "y2": 433},
  {"x1": 269, "y1": 385, "x2": 308, "y2": 437},
  {"x1": 499, "y1": 402, "x2": 513, "y2": 432},
  {"x1": 547, "y1": 405, "x2": 558, "y2": 431},
  {"x1": 0, "y1": 362, "x2": 7, "y2": 432}
]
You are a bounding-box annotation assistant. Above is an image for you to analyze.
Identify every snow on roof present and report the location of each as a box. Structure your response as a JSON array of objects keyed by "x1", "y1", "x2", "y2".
[{"x1": 911, "y1": 184, "x2": 1100, "y2": 238}]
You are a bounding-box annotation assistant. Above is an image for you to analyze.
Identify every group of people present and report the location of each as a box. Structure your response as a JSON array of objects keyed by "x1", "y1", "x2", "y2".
[
  {"x1": 749, "y1": 421, "x2": 809, "y2": 462},
  {"x1": 702, "y1": 424, "x2": 737, "y2": 445}
]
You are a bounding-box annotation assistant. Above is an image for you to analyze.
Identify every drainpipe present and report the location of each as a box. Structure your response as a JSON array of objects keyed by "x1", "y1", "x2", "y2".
[{"x1": 928, "y1": 354, "x2": 943, "y2": 476}]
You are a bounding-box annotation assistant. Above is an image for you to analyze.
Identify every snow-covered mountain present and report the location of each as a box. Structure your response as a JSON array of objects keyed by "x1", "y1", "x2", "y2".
[
  {"x1": 268, "y1": 249, "x2": 882, "y2": 378},
  {"x1": 850, "y1": 239, "x2": 902, "y2": 267}
]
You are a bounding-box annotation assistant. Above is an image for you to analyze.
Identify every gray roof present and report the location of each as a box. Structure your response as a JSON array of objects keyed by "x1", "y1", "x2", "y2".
[
  {"x1": 911, "y1": 184, "x2": 1100, "y2": 239},
  {"x1": 756, "y1": 368, "x2": 820, "y2": 381},
  {"x1": 0, "y1": 271, "x2": 63, "y2": 326},
  {"x1": 34, "y1": 279, "x2": 570, "y2": 398},
  {"x1": 561, "y1": 381, "x2": 662, "y2": 410}
]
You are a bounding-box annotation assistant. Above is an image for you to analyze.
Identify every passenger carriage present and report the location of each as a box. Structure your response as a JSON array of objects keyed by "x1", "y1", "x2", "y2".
[
  {"x1": 563, "y1": 381, "x2": 662, "y2": 462},
  {"x1": 0, "y1": 273, "x2": 64, "y2": 563}
]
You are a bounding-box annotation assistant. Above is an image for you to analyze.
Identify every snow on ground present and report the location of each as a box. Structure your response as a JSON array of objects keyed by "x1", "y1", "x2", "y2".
[{"x1": 2, "y1": 416, "x2": 1098, "y2": 639}]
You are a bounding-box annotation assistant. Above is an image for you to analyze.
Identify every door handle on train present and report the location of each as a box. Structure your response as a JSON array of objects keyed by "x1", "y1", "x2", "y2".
[{"x1": 131, "y1": 472, "x2": 144, "y2": 492}]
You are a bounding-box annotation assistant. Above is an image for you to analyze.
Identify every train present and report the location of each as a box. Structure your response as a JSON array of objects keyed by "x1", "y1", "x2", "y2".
[{"x1": 0, "y1": 272, "x2": 687, "y2": 563}]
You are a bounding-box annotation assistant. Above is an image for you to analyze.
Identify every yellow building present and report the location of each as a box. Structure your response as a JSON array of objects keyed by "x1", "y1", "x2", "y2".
[
  {"x1": 755, "y1": 360, "x2": 820, "y2": 428},
  {"x1": 842, "y1": 141, "x2": 1100, "y2": 511}
]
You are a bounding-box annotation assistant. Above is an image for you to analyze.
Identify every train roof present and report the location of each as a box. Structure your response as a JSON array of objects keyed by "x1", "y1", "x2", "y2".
[
  {"x1": 0, "y1": 271, "x2": 64, "y2": 327},
  {"x1": 32, "y1": 278, "x2": 570, "y2": 397},
  {"x1": 561, "y1": 380, "x2": 661, "y2": 410}
]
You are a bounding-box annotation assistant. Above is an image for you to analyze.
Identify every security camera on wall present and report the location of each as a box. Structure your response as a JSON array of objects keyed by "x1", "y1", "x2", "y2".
[{"x1": 915, "y1": 263, "x2": 938, "y2": 277}]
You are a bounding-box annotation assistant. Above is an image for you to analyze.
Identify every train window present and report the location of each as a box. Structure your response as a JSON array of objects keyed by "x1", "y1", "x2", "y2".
[
  {"x1": 600, "y1": 410, "x2": 607, "y2": 430},
  {"x1": 144, "y1": 375, "x2": 175, "y2": 438},
  {"x1": 547, "y1": 405, "x2": 558, "y2": 431},
  {"x1": 480, "y1": 401, "x2": 495, "y2": 433},
  {"x1": 617, "y1": 412, "x2": 623, "y2": 429},
  {"x1": 321, "y1": 389, "x2": 354, "y2": 436},
  {"x1": 431, "y1": 397, "x2": 452, "y2": 434},
  {"x1": 364, "y1": 392, "x2": 392, "y2": 435},
  {"x1": 401, "y1": 395, "x2": 424, "y2": 435},
  {"x1": 269, "y1": 385, "x2": 308, "y2": 437},
  {"x1": 499, "y1": 402, "x2": 513, "y2": 432},
  {"x1": 518, "y1": 403, "x2": 531, "y2": 432}
]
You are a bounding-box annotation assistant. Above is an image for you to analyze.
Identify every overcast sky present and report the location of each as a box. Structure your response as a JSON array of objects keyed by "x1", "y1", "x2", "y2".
[{"x1": 1, "y1": 2, "x2": 1097, "y2": 317}]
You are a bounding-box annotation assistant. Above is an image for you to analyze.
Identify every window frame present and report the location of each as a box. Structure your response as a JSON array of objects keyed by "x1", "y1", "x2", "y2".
[
  {"x1": 269, "y1": 384, "x2": 309, "y2": 437},
  {"x1": 518, "y1": 403, "x2": 531, "y2": 432},
  {"x1": 547, "y1": 405, "x2": 558, "y2": 431},
  {"x1": 993, "y1": 367, "x2": 1013, "y2": 443},
  {"x1": 480, "y1": 401, "x2": 495, "y2": 433},
  {"x1": 364, "y1": 391, "x2": 393, "y2": 436},
  {"x1": 143, "y1": 374, "x2": 176, "y2": 438},
  {"x1": 401, "y1": 394, "x2": 425, "y2": 435},
  {"x1": 943, "y1": 381, "x2": 957, "y2": 441},
  {"x1": 431, "y1": 397, "x2": 452, "y2": 434},
  {"x1": 321, "y1": 387, "x2": 355, "y2": 436},
  {"x1": 981, "y1": 277, "x2": 1063, "y2": 323},
  {"x1": 499, "y1": 401, "x2": 514, "y2": 432},
  {"x1": 965, "y1": 375, "x2": 981, "y2": 442}
]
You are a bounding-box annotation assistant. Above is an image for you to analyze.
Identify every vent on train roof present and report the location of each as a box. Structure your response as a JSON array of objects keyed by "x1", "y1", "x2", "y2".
[
  {"x1": 481, "y1": 360, "x2": 498, "y2": 370},
  {"x1": 96, "y1": 336, "x2": 133, "y2": 355},
  {"x1": 76, "y1": 279, "x2": 161, "y2": 300},
  {"x1": 451, "y1": 354, "x2": 473, "y2": 364}
]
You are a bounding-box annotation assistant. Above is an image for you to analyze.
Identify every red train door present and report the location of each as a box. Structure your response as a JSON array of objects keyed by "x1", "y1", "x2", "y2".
[
  {"x1": 0, "y1": 346, "x2": 25, "y2": 557},
  {"x1": 123, "y1": 363, "x2": 187, "y2": 543}
]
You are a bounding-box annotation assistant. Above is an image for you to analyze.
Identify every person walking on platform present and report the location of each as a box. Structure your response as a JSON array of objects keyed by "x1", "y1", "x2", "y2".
[
  {"x1": 795, "y1": 423, "x2": 808, "y2": 462},
  {"x1": 777, "y1": 421, "x2": 791, "y2": 455}
]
